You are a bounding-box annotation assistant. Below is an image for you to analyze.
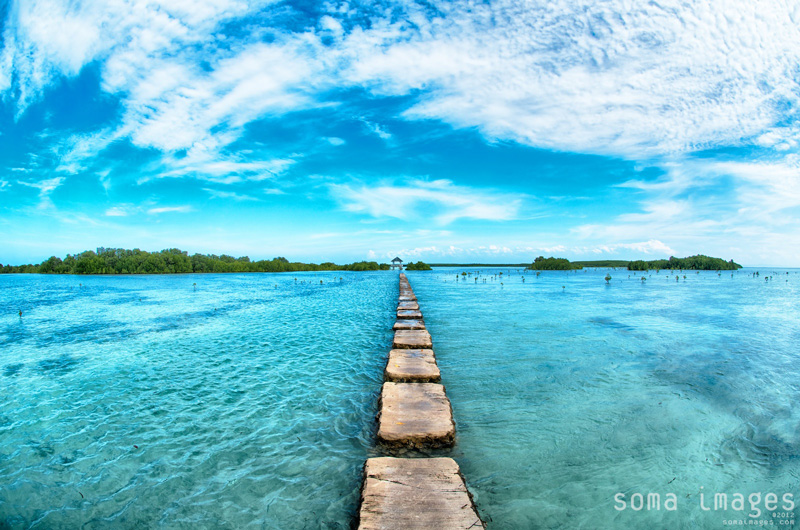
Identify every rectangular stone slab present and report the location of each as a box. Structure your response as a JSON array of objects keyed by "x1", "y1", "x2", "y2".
[
  {"x1": 397, "y1": 301, "x2": 420, "y2": 311},
  {"x1": 385, "y1": 349, "x2": 440, "y2": 383},
  {"x1": 358, "y1": 457, "x2": 484, "y2": 530},
  {"x1": 398, "y1": 294, "x2": 417, "y2": 301},
  {"x1": 377, "y1": 382, "x2": 455, "y2": 448},
  {"x1": 393, "y1": 329, "x2": 432, "y2": 349},
  {"x1": 397, "y1": 310, "x2": 423, "y2": 320},
  {"x1": 392, "y1": 319, "x2": 426, "y2": 331}
]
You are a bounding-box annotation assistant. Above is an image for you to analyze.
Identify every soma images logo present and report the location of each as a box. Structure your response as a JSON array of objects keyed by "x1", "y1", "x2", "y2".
[{"x1": 615, "y1": 489, "x2": 795, "y2": 518}]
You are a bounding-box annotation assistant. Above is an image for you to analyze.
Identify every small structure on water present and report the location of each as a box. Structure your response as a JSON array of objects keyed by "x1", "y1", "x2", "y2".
[{"x1": 391, "y1": 257, "x2": 403, "y2": 270}]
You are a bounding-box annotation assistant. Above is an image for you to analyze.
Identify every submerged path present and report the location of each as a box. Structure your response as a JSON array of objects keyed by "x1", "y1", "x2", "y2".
[{"x1": 357, "y1": 273, "x2": 484, "y2": 528}]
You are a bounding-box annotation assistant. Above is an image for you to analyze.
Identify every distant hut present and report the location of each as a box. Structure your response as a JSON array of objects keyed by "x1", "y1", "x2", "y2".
[{"x1": 391, "y1": 257, "x2": 403, "y2": 270}]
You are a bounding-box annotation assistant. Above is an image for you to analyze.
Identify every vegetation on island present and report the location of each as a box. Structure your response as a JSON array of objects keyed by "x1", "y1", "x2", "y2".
[
  {"x1": 428, "y1": 263, "x2": 530, "y2": 267},
  {"x1": 627, "y1": 255, "x2": 742, "y2": 271},
  {"x1": 526, "y1": 256, "x2": 583, "y2": 270},
  {"x1": 572, "y1": 260, "x2": 629, "y2": 268},
  {"x1": 0, "y1": 248, "x2": 391, "y2": 274},
  {"x1": 404, "y1": 261, "x2": 432, "y2": 271}
]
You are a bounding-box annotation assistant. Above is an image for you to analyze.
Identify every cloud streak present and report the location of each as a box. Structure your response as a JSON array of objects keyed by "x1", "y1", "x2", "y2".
[
  {"x1": 6, "y1": 1, "x2": 800, "y2": 163},
  {"x1": 2, "y1": 1, "x2": 800, "y2": 265},
  {"x1": 330, "y1": 179, "x2": 523, "y2": 225}
]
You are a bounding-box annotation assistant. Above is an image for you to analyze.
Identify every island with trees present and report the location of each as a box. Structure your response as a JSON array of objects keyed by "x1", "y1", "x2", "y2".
[
  {"x1": 0, "y1": 248, "x2": 392, "y2": 274},
  {"x1": 627, "y1": 255, "x2": 741, "y2": 271},
  {"x1": 404, "y1": 261, "x2": 432, "y2": 271},
  {"x1": 527, "y1": 256, "x2": 583, "y2": 270},
  {"x1": 526, "y1": 254, "x2": 741, "y2": 271}
]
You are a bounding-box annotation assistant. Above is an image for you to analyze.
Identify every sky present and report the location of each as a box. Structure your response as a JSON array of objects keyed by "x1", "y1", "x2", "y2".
[{"x1": 1, "y1": 0, "x2": 799, "y2": 266}]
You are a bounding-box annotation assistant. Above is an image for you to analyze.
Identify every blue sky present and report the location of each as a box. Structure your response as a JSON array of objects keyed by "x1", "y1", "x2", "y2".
[{"x1": 1, "y1": 0, "x2": 800, "y2": 266}]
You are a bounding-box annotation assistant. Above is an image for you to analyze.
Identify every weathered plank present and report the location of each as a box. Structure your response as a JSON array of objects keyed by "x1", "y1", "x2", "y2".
[
  {"x1": 377, "y1": 382, "x2": 455, "y2": 448},
  {"x1": 397, "y1": 309, "x2": 424, "y2": 320},
  {"x1": 358, "y1": 457, "x2": 483, "y2": 530},
  {"x1": 384, "y1": 349, "x2": 440, "y2": 383},
  {"x1": 392, "y1": 319, "x2": 425, "y2": 331},
  {"x1": 393, "y1": 329, "x2": 432, "y2": 349}
]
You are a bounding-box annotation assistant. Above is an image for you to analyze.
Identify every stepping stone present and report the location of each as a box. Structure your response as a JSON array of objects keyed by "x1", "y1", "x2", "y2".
[
  {"x1": 397, "y1": 301, "x2": 420, "y2": 311},
  {"x1": 377, "y1": 382, "x2": 455, "y2": 448},
  {"x1": 393, "y1": 330, "x2": 432, "y2": 349},
  {"x1": 358, "y1": 457, "x2": 484, "y2": 530},
  {"x1": 397, "y1": 309, "x2": 423, "y2": 320},
  {"x1": 384, "y1": 349, "x2": 440, "y2": 383},
  {"x1": 392, "y1": 319, "x2": 425, "y2": 331}
]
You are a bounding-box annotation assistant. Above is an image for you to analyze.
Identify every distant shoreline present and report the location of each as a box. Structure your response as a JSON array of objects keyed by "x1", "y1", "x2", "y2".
[{"x1": 430, "y1": 261, "x2": 627, "y2": 268}]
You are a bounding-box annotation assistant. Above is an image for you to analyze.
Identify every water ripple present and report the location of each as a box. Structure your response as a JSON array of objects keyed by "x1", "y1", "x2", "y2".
[{"x1": 0, "y1": 272, "x2": 395, "y2": 529}]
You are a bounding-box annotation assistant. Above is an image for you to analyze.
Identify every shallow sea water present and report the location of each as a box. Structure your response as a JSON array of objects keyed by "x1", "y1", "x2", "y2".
[
  {"x1": 2, "y1": 268, "x2": 800, "y2": 529},
  {"x1": 407, "y1": 267, "x2": 800, "y2": 529},
  {"x1": 0, "y1": 272, "x2": 394, "y2": 529}
]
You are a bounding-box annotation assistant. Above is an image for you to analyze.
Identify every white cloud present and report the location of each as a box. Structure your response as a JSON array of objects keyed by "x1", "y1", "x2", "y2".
[
  {"x1": 204, "y1": 188, "x2": 258, "y2": 201},
  {"x1": 105, "y1": 205, "x2": 132, "y2": 217},
  {"x1": 382, "y1": 240, "x2": 675, "y2": 261},
  {"x1": 569, "y1": 157, "x2": 800, "y2": 264},
  {"x1": 360, "y1": 118, "x2": 392, "y2": 140},
  {"x1": 339, "y1": 0, "x2": 800, "y2": 159},
  {"x1": 156, "y1": 153, "x2": 296, "y2": 183},
  {"x1": 147, "y1": 205, "x2": 192, "y2": 214},
  {"x1": 3, "y1": 0, "x2": 800, "y2": 265},
  {"x1": 330, "y1": 179, "x2": 523, "y2": 224},
  {"x1": 5, "y1": 0, "x2": 800, "y2": 169},
  {"x1": 17, "y1": 176, "x2": 63, "y2": 208}
]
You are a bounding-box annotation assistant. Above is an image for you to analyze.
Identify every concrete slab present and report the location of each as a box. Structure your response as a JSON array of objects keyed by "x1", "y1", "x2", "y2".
[
  {"x1": 397, "y1": 310, "x2": 424, "y2": 320},
  {"x1": 384, "y1": 349, "x2": 440, "y2": 383},
  {"x1": 393, "y1": 330, "x2": 432, "y2": 349},
  {"x1": 397, "y1": 301, "x2": 420, "y2": 311},
  {"x1": 358, "y1": 457, "x2": 483, "y2": 530},
  {"x1": 377, "y1": 382, "x2": 455, "y2": 448},
  {"x1": 399, "y1": 294, "x2": 417, "y2": 301},
  {"x1": 392, "y1": 319, "x2": 426, "y2": 331}
]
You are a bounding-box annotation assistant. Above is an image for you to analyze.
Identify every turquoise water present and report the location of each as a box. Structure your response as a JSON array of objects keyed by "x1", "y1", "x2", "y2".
[
  {"x1": 408, "y1": 267, "x2": 800, "y2": 529},
  {"x1": 2, "y1": 268, "x2": 800, "y2": 528},
  {"x1": 0, "y1": 272, "x2": 394, "y2": 529}
]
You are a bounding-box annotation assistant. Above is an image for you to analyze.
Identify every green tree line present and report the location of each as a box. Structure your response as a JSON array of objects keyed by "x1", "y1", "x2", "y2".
[
  {"x1": 404, "y1": 261, "x2": 432, "y2": 270},
  {"x1": 527, "y1": 256, "x2": 583, "y2": 270},
  {"x1": 0, "y1": 248, "x2": 392, "y2": 274},
  {"x1": 627, "y1": 255, "x2": 742, "y2": 271}
]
